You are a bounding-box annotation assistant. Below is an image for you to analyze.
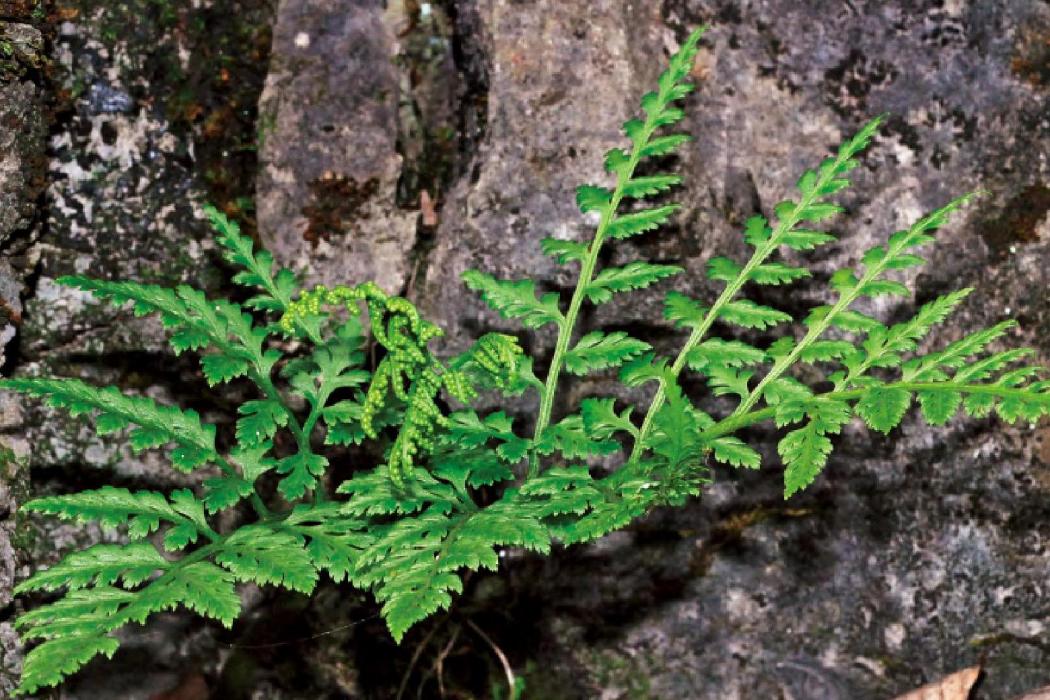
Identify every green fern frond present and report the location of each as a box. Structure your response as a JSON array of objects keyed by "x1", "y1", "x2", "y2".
[
  {"x1": 337, "y1": 466, "x2": 446, "y2": 516},
  {"x1": 707, "y1": 366, "x2": 754, "y2": 401},
  {"x1": 22, "y1": 486, "x2": 209, "y2": 541},
  {"x1": 444, "y1": 410, "x2": 531, "y2": 463},
  {"x1": 563, "y1": 331, "x2": 651, "y2": 375},
  {"x1": 237, "y1": 399, "x2": 288, "y2": 446},
  {"x1": 903, "y1": 320, "x2": 1016, "y2": 381},
  {"x1": 276, "y1": 452, "x2": 329, "y2": 500},
  {"x1": 203, "y1": 476, "x2": 256, "y2": 513},
  {"x1": 779, "y1": 422, "x2": 834, "y2": 497},
  {"x1": 917, "y1": 389, "x2": 962, "y2": 425},
  {"x1": 58, "y1": 275, "x2": 278, "y2": 380},
  {"x1": 733, "y1": 193, "x2": 978, "y2": 419},
  {"x1": 15, "y1": 587, "x2": 133, "y2": 640},
  {"x1": 0, "y1": 378, "x2": 218, "y2": 472},
  {"x1": 533, "y1": 414, "x2": 621, "y2": 459},
  {"x1": 281, "y1": 503, "x2": 371, "y2": 582},
  {"x1": 663, "y1": 291, "x2": 707, "y2": 328},
  {"x1": 580, "y1": 397, "x2": 638, "y2": 440},
  {"x1": 686, "y1": 339, "x2": 767, "y2": 371},
  {"x1": 519, "y1": 466, "x2": 604, "y2": 517},
  {"x1": 462, "y1": 271, "x2": 564, "y2": 329},
  {"x1": 799, "y1": 340, "x2": 856, "y2": 363},
  {"x1": 585, "y1": 261, "x2": 682, "y2": 304},
  {"x1": 541, "y1": 238, "x2": 588, "y2": 264},
  {"x1": 359, "y1": 499, "x2": 550, "y2": 641},
  {"x1": 215, "y1": 525, "x2": 318, "y2": 593},
  {"x1": 643, "y1": 383, "x2": 708, "y2": 472},
  {"x1": 622, "y1": 174, "x2": 683, "y2": 198},
  {"x1": 773, "y1": 397, "x2": 851, "y2": 496},
  {"x1": 750, "y1": 262, "x2": 811, "y2": 285},
  {"x1": 464, "y1": 26, "x2": 708, "y2": 481},
  {"x1": 606, "y1": 205, "x2": 682, "y2": 239},
  {"x1": 15, "y1": 543, "x2": 168, "y2": 594},
  {"x1": 709, "y1": 436, "x2": 761, "y2": 469},
  {"x1": 14, "y1": 635, "x2": 120, "y2": 696},
  {"x1": 779, "y1": 228, "x2": 838, "y2": 251},
  {"x1": 206, "y1": 205, "x2": 299, "y2": 315},
  {"x1": 202, "y1": 443, "x2": 276, "y2": 513},
  {"x1": 619, "y1": 352, "x2": 674, "y2": 388},
  {"x1": 719, "y1": 300, "x2": 792, "y2": 330},
  {"x1": 638, "y1": 116, "x2": 887, "y2": 448},
  {"x1": 14, "y1": 22, "x2": 1050, "y2": 696}
]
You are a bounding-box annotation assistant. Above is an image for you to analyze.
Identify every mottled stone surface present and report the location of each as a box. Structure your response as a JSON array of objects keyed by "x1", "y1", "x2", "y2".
[
  {"x1": 2, "y1": 0, "x2": 275, "y2": 696},
  {"x1": 0, "y1": 19, "x2": 46, "y2": 370},
  {"x1": 0, "y1": 22, "x2": 46, "y2": 249},
  {"x1": 414, "y1": 0, "x2": 1050, "y2": 698},
  {"x1": 0, "y1": 5, "x2": 47, "y2": 695},
  {"x1": 419, "y1": 0, "x2": 655, "y2": 356},
  {"x1": 13, "y1": 5, "x2": 213, "y2": 490},
  {"x1": 3, "y1": 0, "x2": 1050, "y2": 697},
  {"x1": 255, "y1": 0, "x2": 419, "y2": 294}
]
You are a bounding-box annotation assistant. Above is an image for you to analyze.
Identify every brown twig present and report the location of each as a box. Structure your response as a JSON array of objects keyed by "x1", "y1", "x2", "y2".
[
  {"x1": 465, "y1": 619, "x2": 515, "y2": 698},
  {"x1": 397, "y1": 624, "x2": 439, "y2": 700},
  {"x1": 435, "y1": 625, "x2": 461, "y2": 698}
]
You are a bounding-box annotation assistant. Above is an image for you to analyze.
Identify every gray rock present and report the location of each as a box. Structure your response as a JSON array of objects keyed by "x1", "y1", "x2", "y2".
[
  {"x1": 0, "y1": 22, "x2": 46, "y2": 249},
  {"x1": 255, "y1": 0, "x2": 418, "y2": 294},
  {"x1": 15, "y1": 1, "x2": 216, "y2": 490},
  {"x1": 0, "y1": 18, "x2": 45, "y2": 695},
  {"x1": 417, "y1": 1, "x2": 1048, "y2": 698},
  {"x1": 0, "y1": 442, "x2": 29, "y2": 698},
  {"x1": 0, "y1": 621, "x2": 22, "y2": 698},
  {"x1": 0, "y1": 21, "x2": 46, "y2": 370},
  {"x1": 419, "y1": 0, "x2": 659, "y2": 356}
]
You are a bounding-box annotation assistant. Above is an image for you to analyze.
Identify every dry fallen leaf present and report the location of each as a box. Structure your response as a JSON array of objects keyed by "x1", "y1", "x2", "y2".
[
  {"x1": 1013, "y1": 686, "x2": 1050, "y2": 700},
  {"x1": 892, "y1": 666, "x2": 981, "y2": 700},
  {"x1": 420, "y1": 190, "x2": 438, "y2": 227}
]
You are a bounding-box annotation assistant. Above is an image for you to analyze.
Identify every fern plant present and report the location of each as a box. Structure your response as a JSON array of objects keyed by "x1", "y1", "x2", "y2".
[{"x1": 5, "y1": 26, "x2": 1049, "y2": 694}]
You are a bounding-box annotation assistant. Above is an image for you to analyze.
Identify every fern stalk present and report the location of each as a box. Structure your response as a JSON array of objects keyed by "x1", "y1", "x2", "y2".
[
  {"x1": 530, "y1": 29, "x2": 706, "y2": 478},
  {"x1": 630, "y1": 117, "x2": 884, "y2": 460},
  {"x1": 531, "y1": 124, "x2": 660, "y2": 477},
  {"x1": 733, "y1": 193, "x2": 976, "y2": 417},
  {"x1": 249, "y1": 367, "x2": 328, "y2": 501},
  {"x1": 703, "y1": 380, "x2": 1050, "y2": 442}
]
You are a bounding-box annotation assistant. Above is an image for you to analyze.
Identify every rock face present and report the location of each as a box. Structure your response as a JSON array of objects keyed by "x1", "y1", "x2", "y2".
[
  {"x1": 0, "y1": 17, "x2": 46, "y2": 369},
  {"x1": 255, "y1": 0, "x2": 419, "y2": 294},
  {"x1": 261, "y1": 0, "x2": 1050, "y2": 697},
  {"x1": 426, "y1": 2, "x2": 1050, "y2": 697},
  {"x1": 0, "y1": 2, "x2": 47, "y2": 693},
  {"x1": 1, "y1": 0, "x2": 276, "y2": 696},
  {"x1": 3, "y1": 0, "x2": 1050, "y2": 697}
]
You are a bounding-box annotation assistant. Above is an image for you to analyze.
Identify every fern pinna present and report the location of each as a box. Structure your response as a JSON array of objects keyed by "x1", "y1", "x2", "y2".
[{"x1": 4, "y1": 25, "x2": 1049, "y2": 694}]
